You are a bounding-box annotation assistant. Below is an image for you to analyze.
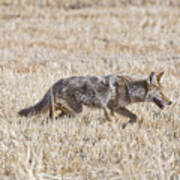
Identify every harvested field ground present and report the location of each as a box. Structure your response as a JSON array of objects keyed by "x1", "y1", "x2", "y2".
[{"x1": 0, "y1": 1, "x2": 180, "y2": 179}]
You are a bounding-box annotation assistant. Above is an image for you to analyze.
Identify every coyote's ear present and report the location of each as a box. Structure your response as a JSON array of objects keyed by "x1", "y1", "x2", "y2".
[
  {"x1": 148, "y1": 72, "x2": 156, "y2": 85},
  {"x1": 156, "y1": 72, "x2": 164, "y2": 84}
]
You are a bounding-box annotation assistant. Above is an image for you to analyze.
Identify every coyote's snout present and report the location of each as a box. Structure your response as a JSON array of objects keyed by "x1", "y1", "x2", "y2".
[{"x1": 18, "y1": 72, "x2": 172, "y2": 128}]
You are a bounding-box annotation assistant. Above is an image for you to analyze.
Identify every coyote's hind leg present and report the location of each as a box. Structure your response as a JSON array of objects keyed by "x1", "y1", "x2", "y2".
[
  {"x1": 54, "y1": 97, "x2": 83, "y2": 120},
  {"x1": 56, "y1": 111, "x2": 73, "y2": 119}
]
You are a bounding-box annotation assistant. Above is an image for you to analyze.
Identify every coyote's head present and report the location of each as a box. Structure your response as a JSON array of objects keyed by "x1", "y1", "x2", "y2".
[{"x1": 146, "y1": 72, "x2": 172, "y2": 109}]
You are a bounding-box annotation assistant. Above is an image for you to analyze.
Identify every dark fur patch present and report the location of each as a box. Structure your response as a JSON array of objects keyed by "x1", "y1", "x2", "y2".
[{"x1": 153, "y1": 98, "x2": 164, "y2": 109}]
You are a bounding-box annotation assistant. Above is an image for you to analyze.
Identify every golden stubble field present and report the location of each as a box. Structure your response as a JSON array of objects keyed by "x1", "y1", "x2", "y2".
[{"x1": 0, "y1": 1, "x2": 180, "y2": 179}]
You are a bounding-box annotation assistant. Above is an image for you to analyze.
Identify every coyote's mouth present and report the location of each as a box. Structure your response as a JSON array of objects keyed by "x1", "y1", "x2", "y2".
[{"x1": 153, "y1": 98, "x2": 164, "y2": 109}]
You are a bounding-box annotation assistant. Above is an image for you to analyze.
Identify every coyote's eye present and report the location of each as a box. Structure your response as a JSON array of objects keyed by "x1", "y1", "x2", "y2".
[{"x1": 149, "y1": 84, "x2": 161, "y2": 91}]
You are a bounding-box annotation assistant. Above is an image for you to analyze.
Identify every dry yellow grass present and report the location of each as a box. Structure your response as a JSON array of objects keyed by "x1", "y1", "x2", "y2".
[{"x1": 0, "y1": 1, "x2": 180, "y2": 180}]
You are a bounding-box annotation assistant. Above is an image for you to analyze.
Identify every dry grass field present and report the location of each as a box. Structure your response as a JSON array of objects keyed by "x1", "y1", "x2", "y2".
[{"x1": 0, "y1": 0, "x2": 180, "y2": 179}]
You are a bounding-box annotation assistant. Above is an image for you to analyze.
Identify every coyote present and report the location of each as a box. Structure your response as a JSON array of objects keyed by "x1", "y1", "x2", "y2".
[{"x1": 19, "y1": 72, "x2": 172, "y2": 128}]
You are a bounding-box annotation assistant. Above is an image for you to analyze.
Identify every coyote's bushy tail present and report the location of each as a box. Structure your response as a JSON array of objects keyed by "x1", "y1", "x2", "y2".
[{"x1": 18, "y1": 93, "x2": 51, "y2": 117}]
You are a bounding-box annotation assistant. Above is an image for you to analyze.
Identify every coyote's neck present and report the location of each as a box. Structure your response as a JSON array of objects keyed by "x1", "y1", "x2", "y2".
[{"x1": 127, "y1": 80, "x2": 147, "y2": 103}]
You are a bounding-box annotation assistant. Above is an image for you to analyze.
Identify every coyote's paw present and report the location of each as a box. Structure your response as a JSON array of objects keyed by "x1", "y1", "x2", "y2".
[{"x1": 122, "y1": 122, "x2": 128, "y2": 129}]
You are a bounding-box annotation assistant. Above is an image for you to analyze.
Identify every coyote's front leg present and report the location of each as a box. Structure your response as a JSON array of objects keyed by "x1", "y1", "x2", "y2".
[
  {"x1": 103, "y1": 107, "x2": 114, "y2": 121},
  {"x1": 115, "y1": 107, "x2": 137, "y2": 128}
]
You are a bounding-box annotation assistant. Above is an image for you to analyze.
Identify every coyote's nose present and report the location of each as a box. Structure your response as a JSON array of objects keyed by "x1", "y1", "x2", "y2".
[{"x1": 168, "y1": 101, "x2": 172, "y2": 105}]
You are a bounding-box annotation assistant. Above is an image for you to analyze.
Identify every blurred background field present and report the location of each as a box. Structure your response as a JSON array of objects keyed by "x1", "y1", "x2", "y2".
[
  {"x1": 1, "y1": 0, "x2": 180, "y2": 8},
  {"x1": 0, "y1": 1, "x2": 180, "y2": 179}
]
